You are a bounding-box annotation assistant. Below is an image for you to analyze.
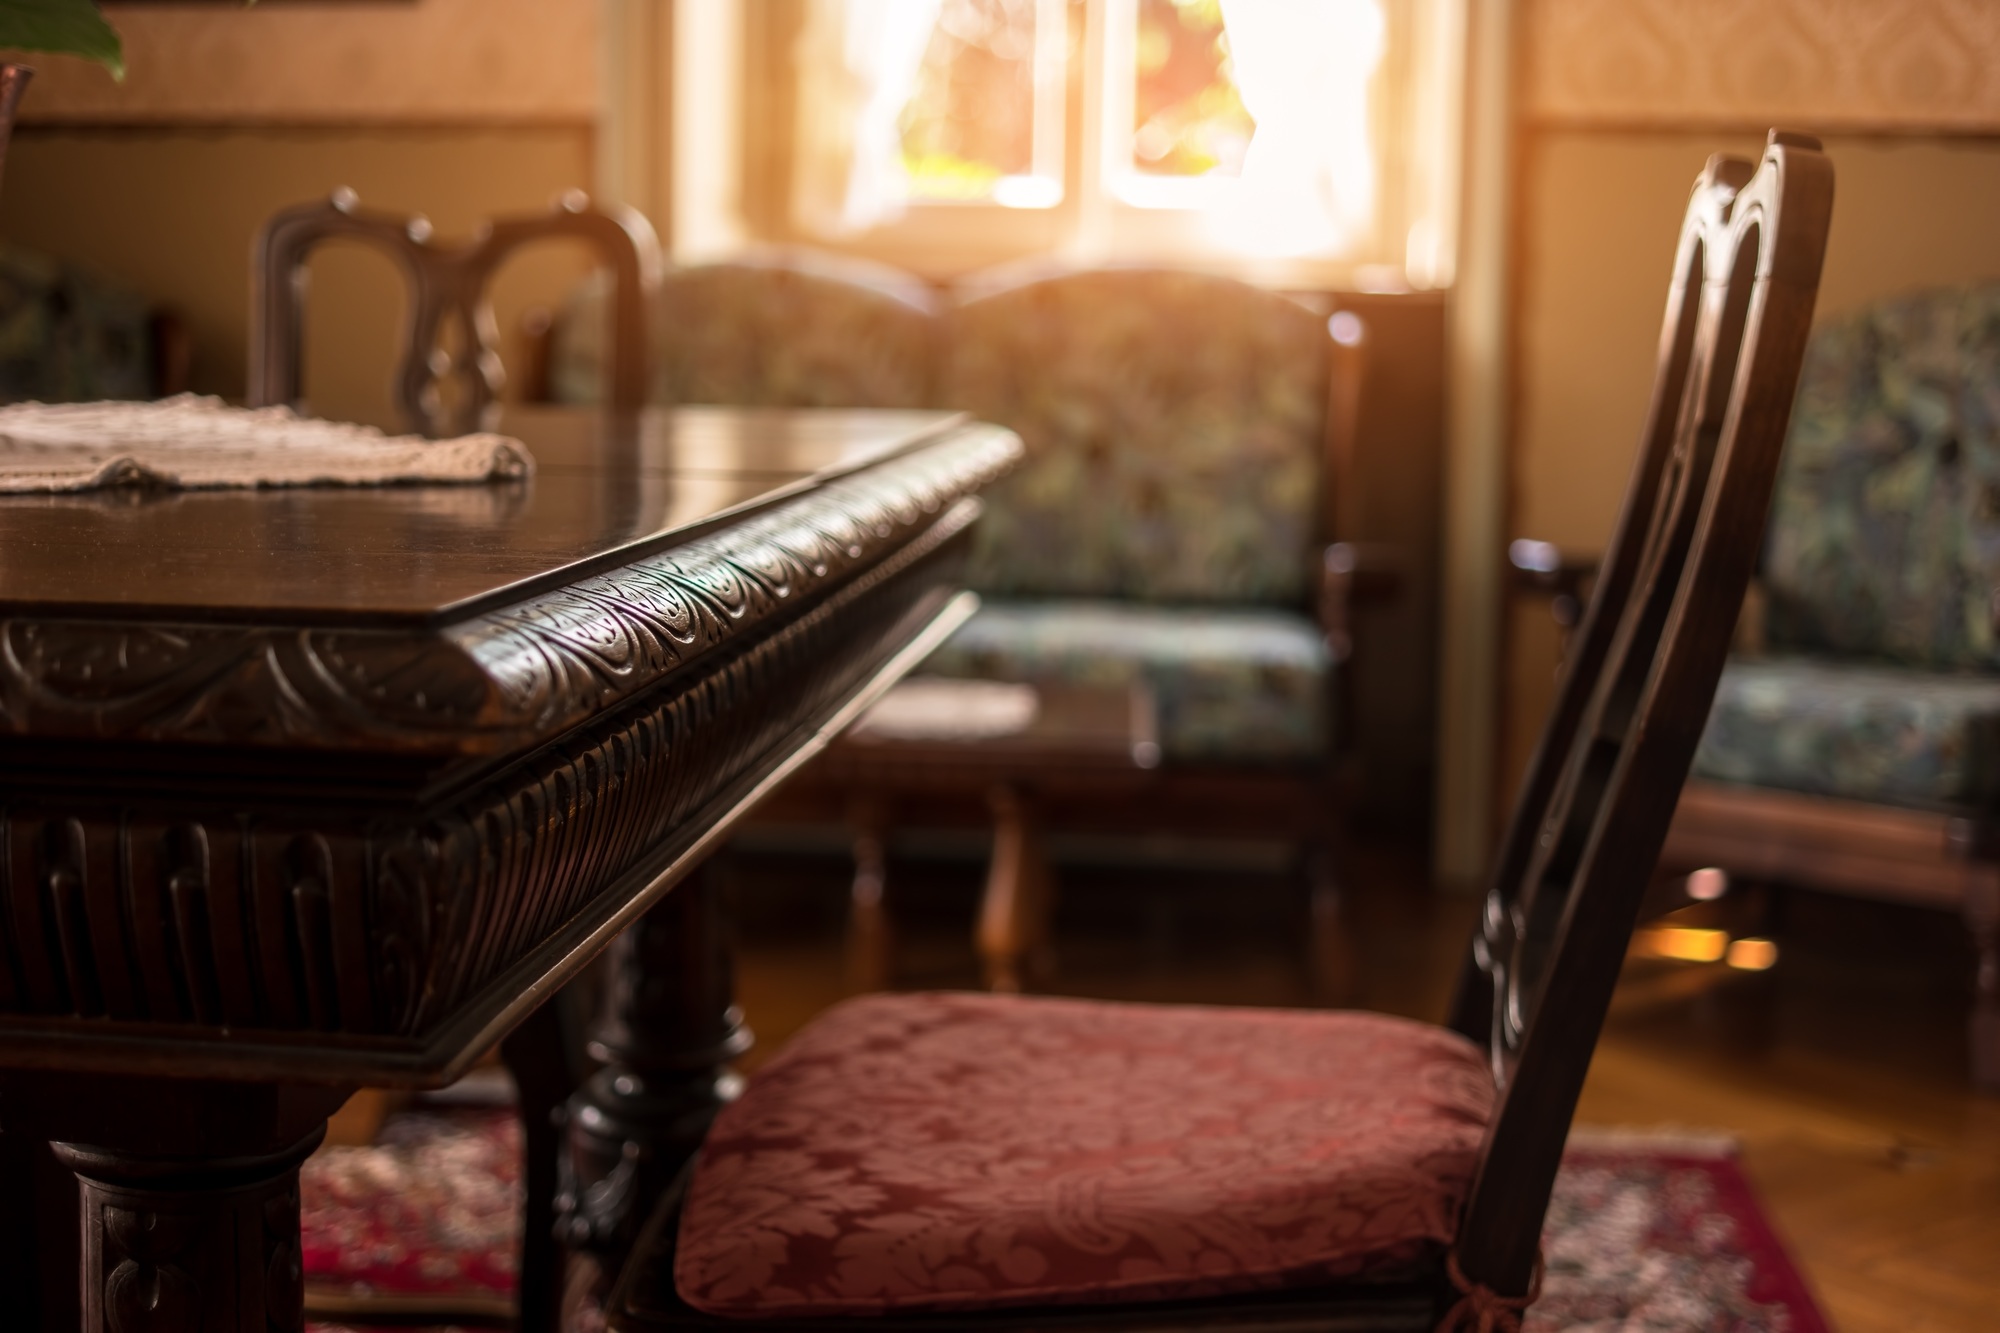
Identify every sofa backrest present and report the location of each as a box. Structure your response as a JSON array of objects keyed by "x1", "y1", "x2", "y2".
[
  {"x1": 1761, "y1": 283, "x2": 2000, "y2": 670},
  {"x1": 942, "y1": 267, "x2": 1330, "y2": 606},
  {"x1": 551, "y1": 249, "x2": 940, "y2": 409},
  {"x1": 0, "y1": 243, "x2": 154, "y2": 404}
]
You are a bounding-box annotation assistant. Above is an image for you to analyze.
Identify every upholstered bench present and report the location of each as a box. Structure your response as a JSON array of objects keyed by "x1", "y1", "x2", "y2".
[{"x1": 1529, "y1": 282, "x2": 2000, "y2": 1089}]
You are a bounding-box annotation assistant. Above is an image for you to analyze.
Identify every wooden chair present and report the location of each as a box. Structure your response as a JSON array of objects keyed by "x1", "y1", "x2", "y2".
[
  {"x1": 600, "y1": 133, "x2": 1833, "y2": 1332},
  {"x1": 248, "y1": 189, "x2": 655, "y2": 1333},
  {"x1": 249, "y1": 187, "x2": 659, "y2": 436}
]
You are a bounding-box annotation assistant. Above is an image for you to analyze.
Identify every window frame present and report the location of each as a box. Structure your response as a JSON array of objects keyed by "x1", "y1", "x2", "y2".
[{"x1": 729, "y1": 0, "x2": 1461, "y2": 288}]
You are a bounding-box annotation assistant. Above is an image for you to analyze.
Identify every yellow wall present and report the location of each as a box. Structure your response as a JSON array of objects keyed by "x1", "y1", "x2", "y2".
[
  {"x1": 1501, "y1": 132, "x2": 2000, "y2": 797},
  {"x1": 0, "y1": 128, "x2": 596, "y2": 428},
  {"x1": 0, "y1": 1, "x2": 599, "y2": 430}
]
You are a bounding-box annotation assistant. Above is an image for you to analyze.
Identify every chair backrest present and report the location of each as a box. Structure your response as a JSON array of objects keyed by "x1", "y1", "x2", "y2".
[
  {"x1": 1445, "y1": 133, "x2": 1834, "y2": 1299},
  {"x1": 249, "y1": 188, "x2": 659, "y2": 437},
  {"x1": 942, "y1": 267, "x2": 1337, "y2": 606},
  {"x1": 1759, "y1": 280, "x2": 2000, "y2": 670},
  {"x1": 546, "y1": 248, "x2": 939, "y2": 410}
]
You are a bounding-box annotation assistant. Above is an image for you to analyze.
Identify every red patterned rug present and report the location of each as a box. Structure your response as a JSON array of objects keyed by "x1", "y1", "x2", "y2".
[{"x1": 302, "y1": 1115, "x2": 1827, "y2": 1333}]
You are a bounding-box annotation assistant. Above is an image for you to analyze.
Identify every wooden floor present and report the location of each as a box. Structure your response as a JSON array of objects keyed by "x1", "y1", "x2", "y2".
[{"x1": 726, "y1": 838, "x2": 2000, "y2": 1333}]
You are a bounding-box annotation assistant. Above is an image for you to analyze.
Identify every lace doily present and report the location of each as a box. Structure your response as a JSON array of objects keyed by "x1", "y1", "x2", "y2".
[{"x1": 0, "y1": 395, "x2": 534, "y2": 492}]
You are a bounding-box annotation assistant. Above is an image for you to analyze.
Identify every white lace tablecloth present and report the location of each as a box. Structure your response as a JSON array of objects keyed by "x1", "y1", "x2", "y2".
[{"x1": 0, "y1": 396, "x2": 534, "y2": 493}]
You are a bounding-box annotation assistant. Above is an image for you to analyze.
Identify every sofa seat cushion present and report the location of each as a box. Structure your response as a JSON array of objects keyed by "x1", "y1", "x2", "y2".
[
  {"x1": 920, "y1": 599, "x2": 1331, "y2": 763},
  {"x1": 1692, "y1": 657, "x2": 2000, "y2": 808},
  {"x1": 674, "y1": 992, "x2": 1495, "y2": 1318}
]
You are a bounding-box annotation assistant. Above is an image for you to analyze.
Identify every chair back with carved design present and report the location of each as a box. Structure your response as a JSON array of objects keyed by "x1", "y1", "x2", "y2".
[
  {"x1": 250, "y1": 188, "x2": 660, "y2": 438},
  {"x1": 1445, "y1": 132, "x2": 1834, "y2": 1300}
]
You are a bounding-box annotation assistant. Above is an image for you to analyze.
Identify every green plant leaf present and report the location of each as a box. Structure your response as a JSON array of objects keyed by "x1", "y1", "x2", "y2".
[{"x1": 0, "y1": 0, "x2": 124, "y2": 80}]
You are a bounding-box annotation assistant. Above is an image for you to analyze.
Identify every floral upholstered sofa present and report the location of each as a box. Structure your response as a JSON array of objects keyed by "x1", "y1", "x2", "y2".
[
  {"x1": 1653, "y1": 282, "x2": 2000, "y2": 1087},
  {"x1": 551, "y1": 257, "x2": 1368, "y2": 991},
  {"x1": 550, "y1": 247, "x2": 938, "y2": 410},
  {"x1": 919, "y1": 267, "x2": 1340, "y2": 765}
]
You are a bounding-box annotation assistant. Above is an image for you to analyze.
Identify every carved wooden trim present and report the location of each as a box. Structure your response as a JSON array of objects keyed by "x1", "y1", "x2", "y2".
[
  {"x1": 0, "y1": 503, "x2": 978, "y2": 1076},
  {"x1": 57, "y1": 1126, "x2": 324, "y2": 1333},
  {"x1": 0, "y1": 424, "x2": 1019, "y2": 758}
]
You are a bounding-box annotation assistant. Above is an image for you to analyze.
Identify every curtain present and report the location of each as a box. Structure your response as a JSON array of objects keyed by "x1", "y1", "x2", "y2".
[
  {"x1": 793, "y1": 0, "x2": 946, "y2": 238},
  {"x1": 1215, "y1": 0, "x2": 1386, "y2": 257}
]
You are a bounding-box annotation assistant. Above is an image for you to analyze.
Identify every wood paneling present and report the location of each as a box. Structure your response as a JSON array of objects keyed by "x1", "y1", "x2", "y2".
[
  {"x1": 10, "y1": 0, "x2": 595, "y2": 126},
  {"x1": 1526, "y1": 0, "x2": 2000, "y2": 132}
]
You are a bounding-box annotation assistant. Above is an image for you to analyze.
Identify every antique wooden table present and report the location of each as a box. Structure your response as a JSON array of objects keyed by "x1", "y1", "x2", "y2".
[{"x1": 0, "y1": 404, "x2": 1019, "y2": 1332}]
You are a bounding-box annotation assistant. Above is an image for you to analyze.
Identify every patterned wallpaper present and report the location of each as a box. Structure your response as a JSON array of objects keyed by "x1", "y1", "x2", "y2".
[
  {"x1": 1525, "y1": 0, "x2": 2000, "y2": 130},
  {"x1": 11, "y1": 0, "x2": 596, "y2": 124}
]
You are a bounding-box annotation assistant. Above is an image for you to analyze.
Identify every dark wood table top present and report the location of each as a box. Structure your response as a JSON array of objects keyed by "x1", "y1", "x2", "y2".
[
  {"x1": 0, "y1": 405, "x2": 972, "y2": 625},
  {"x1": 0, "y1": 405, "x2": 1016, "y2": 768}
]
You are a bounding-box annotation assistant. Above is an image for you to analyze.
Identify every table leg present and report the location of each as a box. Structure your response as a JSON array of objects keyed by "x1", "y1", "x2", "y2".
[
  {"x1": 1308, "y1": 838, "x2": 1360, "y2": 1005},
  {"x1": 500, "y1": 992, "x2": 584, "y2": 1333},
  {"x1": 1967, "y1": 860, "x2": 2000, "y2": 1091},
  {"x1": 979, "y1": 784, "x2": 1055, "y2": 993},
  {"x1": 558, "y1": 857, "x2": 751, "y2": 1286},
  {"x1": 24, "y1": 1076, "x2": 349, "y2": 1333},
  {"x1": 847, "y1": 793, "x2": 895, "y2": 992}
]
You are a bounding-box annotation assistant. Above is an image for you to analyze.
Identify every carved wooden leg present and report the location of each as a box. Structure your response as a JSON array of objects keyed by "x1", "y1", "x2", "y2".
[
  {"x1": 847, "y1": 792, "x2": 894, "y2": 992},
  {"x1": 1966, "y1": 861, "x2": 2000, "y2": 1092},
  {"x1": 500, "y1": 992, "x2": 583, "y2": 1333},
  {"x1": 557, "y1": 858, "x2": 750, "y2": 1293},
  {"x1": 1308, "y1": 840, "x2": 1361, "y2": 1006},
  {"x1": 24, "y1": 1077, "x2": 348, "y2": 1333},
  {"x1": 979, "y1": 784, "x2": 1055, "y2": 993},
  {"x1": 0, "y1": 1116, "x2": 38, "y2": 1320}
]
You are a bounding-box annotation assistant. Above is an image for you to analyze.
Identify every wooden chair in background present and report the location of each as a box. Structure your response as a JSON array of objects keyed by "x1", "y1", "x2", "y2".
[
  {"x1": 247, "y1": 188, "x2": 658, "y2": 1333},
  {"x1": 601, "y1": 133, "x2": 1833, "y2": 1332},
  {"x1": 249, "y1": 187, "x2": 659, "y2": 436}
]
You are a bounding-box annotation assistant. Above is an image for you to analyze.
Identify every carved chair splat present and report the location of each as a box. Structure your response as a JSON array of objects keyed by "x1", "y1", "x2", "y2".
[
  {"x1": 250, "y1": 187, "x2": 659, "y2": 438},
  {"x1": 244, "y1": 189, "x2": 659, "y2": 1333},
  {"x1": 603, "y1": 132, "x2": 1834, "y2": 1332}
]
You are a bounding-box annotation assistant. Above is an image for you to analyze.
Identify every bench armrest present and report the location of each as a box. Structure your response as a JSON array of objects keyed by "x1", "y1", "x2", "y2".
[
  {"x1": 1318, "y1": 541, "x2": 1404, "y2": 665},
  {"x1": 1508, "y1": 539, "x2": 1599, "y2": 629}
]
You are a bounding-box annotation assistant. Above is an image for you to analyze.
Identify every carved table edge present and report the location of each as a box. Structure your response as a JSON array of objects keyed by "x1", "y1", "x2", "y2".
[
  {"x1": 0, "y1": 590, "x2": 981, "y2": 1087},
  {"x1": 0, "y1": 422, "x2": 1021, "y2": 758}
]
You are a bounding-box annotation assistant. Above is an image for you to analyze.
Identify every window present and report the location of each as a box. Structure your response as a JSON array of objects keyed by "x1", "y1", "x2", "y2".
[{"x1": 728, "y1": 0, "x2": 1463, "y2": 286}]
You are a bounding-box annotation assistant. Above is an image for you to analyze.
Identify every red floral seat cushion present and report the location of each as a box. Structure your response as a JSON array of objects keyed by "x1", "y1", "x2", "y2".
[{"x1": 675, "y1": 992, "x2": 1496, "y2": 1317}]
